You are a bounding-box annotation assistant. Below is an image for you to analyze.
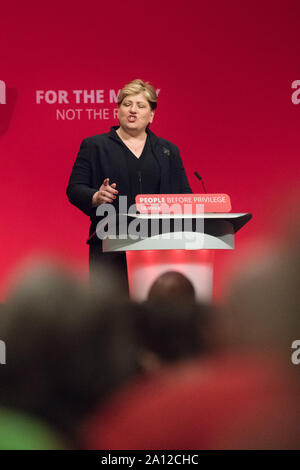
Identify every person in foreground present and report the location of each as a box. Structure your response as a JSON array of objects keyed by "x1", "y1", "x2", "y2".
[{"x1": 67, "y1": 79, "x2": 192, "y2": 285}]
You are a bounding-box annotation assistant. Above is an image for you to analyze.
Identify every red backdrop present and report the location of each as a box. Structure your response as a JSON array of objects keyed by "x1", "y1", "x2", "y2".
[{"x1": 1, "y1": 0, "x2": 299, "y2": 300}]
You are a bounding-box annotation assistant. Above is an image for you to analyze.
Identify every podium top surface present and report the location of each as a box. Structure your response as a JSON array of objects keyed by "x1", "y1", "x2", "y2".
[{"x1": 122, "y1": 212, "x2": 252, "y2": 233}]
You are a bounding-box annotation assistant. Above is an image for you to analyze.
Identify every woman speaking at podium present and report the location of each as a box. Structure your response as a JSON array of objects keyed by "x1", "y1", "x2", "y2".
[{"x1": 67, "y1": 79, "x2": 192, "y2": 289}]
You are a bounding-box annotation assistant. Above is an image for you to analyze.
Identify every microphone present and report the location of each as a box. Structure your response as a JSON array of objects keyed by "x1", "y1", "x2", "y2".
[{"x1": 194, "y1": 172, "x2": 207, "y2": 193}]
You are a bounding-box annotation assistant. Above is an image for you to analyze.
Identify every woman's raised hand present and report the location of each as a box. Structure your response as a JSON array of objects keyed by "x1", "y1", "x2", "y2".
[{"x1": 92, "y1": 178, "x2": 118, "y2": 206}]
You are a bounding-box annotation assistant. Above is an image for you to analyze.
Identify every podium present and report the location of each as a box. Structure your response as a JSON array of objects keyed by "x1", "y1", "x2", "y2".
[{"x1": 101, "y1": 212, "x2": 252, "y2": 302}]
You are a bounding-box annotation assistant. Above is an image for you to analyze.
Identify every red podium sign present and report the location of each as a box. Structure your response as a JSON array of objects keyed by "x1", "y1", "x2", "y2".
[{"x1": 135, "y1": 194, "x2": 231, "y2": 214}]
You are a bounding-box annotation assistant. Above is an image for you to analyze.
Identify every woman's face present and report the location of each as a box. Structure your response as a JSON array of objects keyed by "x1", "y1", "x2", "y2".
[{"x1": 118, "y1": 93, "x2": 154, "y2": 133}]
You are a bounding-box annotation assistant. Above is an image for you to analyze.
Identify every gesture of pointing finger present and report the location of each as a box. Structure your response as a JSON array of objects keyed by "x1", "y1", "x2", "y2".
[{"x1": 92, "y1": 178, "x2": 118, "y2": 206}]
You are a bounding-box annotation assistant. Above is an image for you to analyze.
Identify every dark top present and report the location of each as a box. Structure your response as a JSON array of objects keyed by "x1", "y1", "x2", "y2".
[
  {"x1": 67, "y1": 126, "x2": 192, "y2": 245},
  {"x1": 115, "y1": 133, "x2": 161, "y2": 207}
]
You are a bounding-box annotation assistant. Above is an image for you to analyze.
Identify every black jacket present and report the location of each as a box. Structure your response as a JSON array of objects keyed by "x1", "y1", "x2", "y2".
[{"x1": 67, "y1": 126, "x2": 192, "y2": 244}]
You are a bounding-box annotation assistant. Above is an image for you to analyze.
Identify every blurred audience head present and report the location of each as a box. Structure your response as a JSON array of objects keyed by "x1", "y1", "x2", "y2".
[
  {"x1": 0, "y1": 260, "x2": 138, "y2": 442},
  {"x1": 223, "y1": 247, "x2": 300, "y2": 355},
  {"x1": 133, "y1": 299, "x2": 215, "y2": 372},
  {"x1": 148, "y1": 271, "x2": 196, "y2": 304}
]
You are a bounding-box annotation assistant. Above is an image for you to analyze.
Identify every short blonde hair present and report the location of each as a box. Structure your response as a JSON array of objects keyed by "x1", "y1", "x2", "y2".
[{"x1": 118, "y1": 79, "x2": 157, "y2": 110}]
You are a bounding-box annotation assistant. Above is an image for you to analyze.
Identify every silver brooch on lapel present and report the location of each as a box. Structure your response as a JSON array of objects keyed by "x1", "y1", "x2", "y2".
[{"x1": 162, "y1": 147, "x2": 170, "y2": 156}]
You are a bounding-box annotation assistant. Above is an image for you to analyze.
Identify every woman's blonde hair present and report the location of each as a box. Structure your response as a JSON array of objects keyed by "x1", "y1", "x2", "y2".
[{"x1": 118, "y1": 79, "x2": 157, "y2": 110}]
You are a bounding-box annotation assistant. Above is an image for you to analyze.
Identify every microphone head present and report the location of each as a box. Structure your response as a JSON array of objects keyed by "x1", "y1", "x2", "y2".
[{"x1": 194, "y1": 171, "x2": 202, "y2": 181}]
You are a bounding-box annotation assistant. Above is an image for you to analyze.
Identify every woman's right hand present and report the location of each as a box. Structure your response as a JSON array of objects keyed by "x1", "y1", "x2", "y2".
[{"x1": 92, "y1": 178, "x2": 118, "y2": 206}]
